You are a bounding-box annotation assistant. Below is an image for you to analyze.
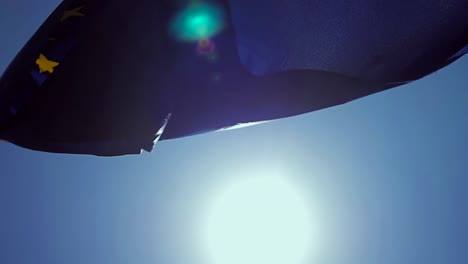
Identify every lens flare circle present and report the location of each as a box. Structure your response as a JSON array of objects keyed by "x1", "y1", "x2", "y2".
[
  {"x1": 202, "y1": 176, "x2": 311, "y2": 264},
  {"x1": 170, "y1": 2, "x2": 225, "y2": 42},
  {"x1": 196, "y1": 39, "x2": 216, "y2": 56}
]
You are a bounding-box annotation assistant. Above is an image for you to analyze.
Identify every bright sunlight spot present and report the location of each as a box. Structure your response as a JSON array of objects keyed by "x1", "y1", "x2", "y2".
[{"x1": 202, "y1": 175, "x2": 312, "y2": 264}]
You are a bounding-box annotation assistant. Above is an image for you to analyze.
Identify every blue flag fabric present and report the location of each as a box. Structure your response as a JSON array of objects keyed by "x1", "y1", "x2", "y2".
[
  {"x1": 230, "y1": 0, "x2": 468, "y2": 82},
  {"x1": 0, "y1": 0, "x2": 467, "y2": 156}
]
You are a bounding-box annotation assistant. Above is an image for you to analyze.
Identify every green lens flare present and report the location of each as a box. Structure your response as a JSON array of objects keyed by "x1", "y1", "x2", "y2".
[{"x1": 170, "y1": 2, "x2": 225, "y2": 42}]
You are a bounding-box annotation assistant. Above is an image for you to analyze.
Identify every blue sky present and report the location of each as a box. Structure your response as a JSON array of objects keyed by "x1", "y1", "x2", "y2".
[{"x1": 1, "y1": 1, "x2": 467, "y2": 264}]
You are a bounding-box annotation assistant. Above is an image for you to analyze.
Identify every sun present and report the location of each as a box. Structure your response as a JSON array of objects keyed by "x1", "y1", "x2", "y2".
[{"x1": 201, "y1": 175, "x2": 312, "y2": 264}]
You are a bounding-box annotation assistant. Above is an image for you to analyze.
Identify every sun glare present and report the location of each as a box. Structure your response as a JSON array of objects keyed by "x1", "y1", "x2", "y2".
[{"x1": 202, "y1": 175, "x2": 312, "y2": 264}]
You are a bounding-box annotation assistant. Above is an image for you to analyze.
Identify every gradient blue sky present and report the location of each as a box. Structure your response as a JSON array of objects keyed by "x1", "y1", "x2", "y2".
[{"x1": 1, "y1": 1, "x2": 467, "y2": 264}]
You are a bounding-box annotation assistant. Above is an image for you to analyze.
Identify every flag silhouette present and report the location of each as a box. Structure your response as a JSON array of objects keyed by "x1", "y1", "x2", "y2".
[{"x1": 0, "y1": 0, "x2": 467, "y2": 156}]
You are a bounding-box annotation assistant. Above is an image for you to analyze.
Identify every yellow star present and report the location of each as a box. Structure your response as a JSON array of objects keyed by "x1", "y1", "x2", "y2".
[
  {"x1": 35, "y1": 53, "x2": 59, "y2": 74},
  {"x1": 61, "y1": 6, "x2": 85, "y2": 22}
]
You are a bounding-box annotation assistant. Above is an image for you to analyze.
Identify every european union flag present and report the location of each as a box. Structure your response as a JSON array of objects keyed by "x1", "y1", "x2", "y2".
[{"x1": 0, "y1": 0, "x2": 467, "y2": 156}]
